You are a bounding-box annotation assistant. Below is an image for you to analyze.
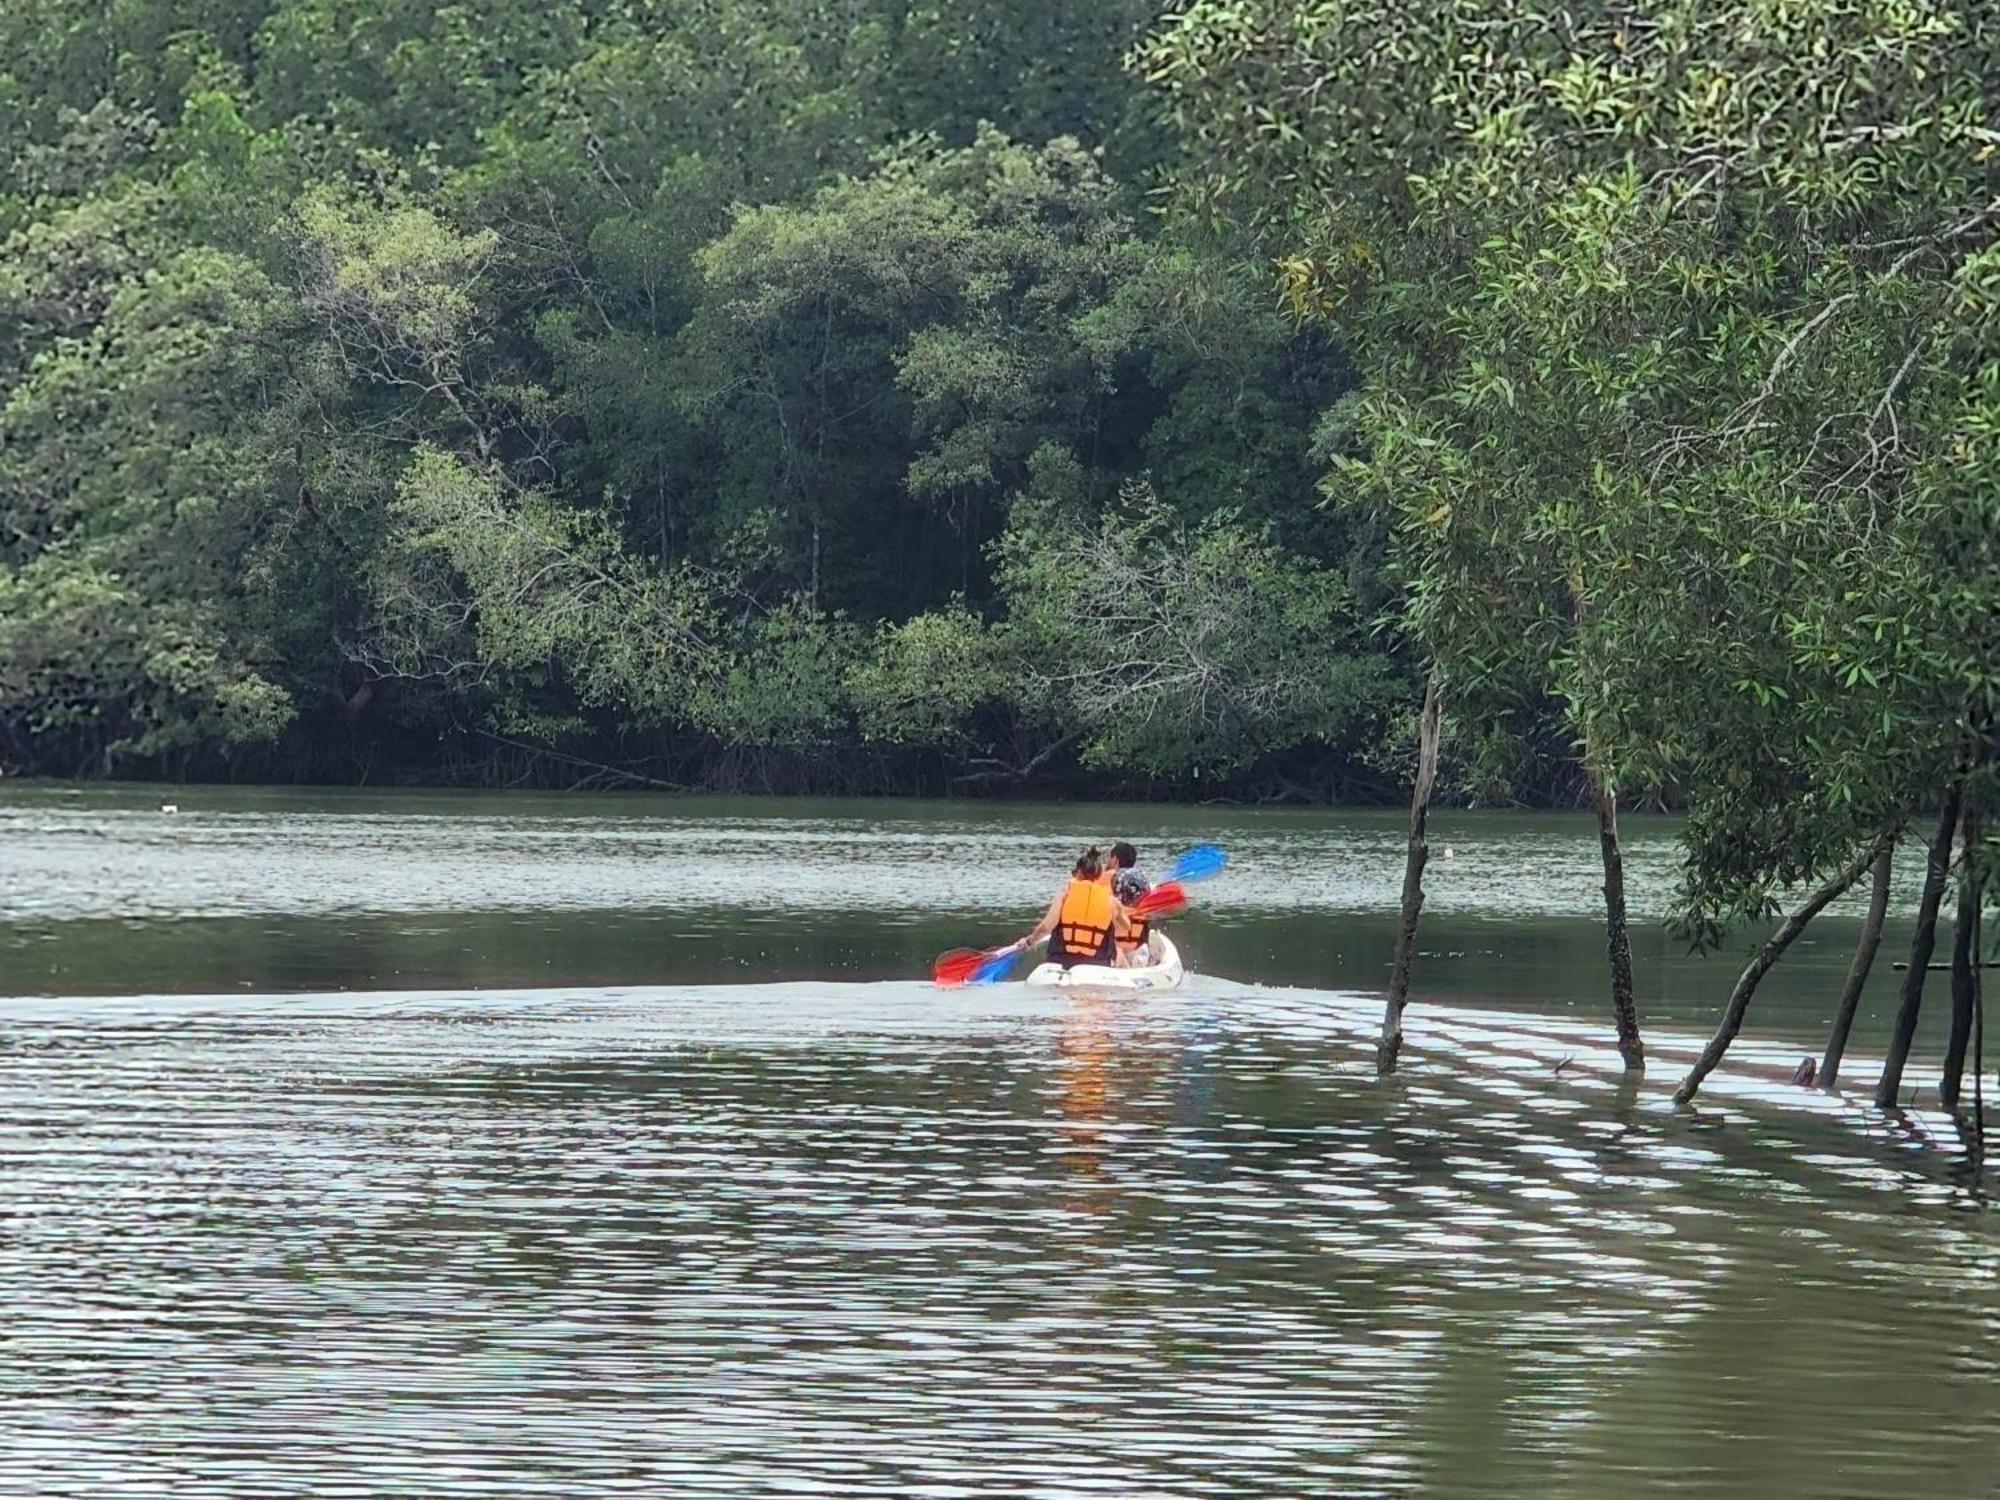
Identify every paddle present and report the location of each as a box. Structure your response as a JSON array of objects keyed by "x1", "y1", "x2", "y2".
[
  {"x1": 935, "y1": 936, "x2": 1043, "y2": 987},
  {"x1": 1128, "y1": 881, "x2": 1188, "y2": 920},
  {"x1": 933, "y1": 945, "x2": 1009, "y2": 986},
  {"x1": 969, "y1": 943, "x2": 1032, "y2": 984},
  {"x1": 1159, "y1": 843, "x2": 1227, "y2": 884},
  {"x1": 1114, "y1": 843, "x2": 1222, "y2": 925}
]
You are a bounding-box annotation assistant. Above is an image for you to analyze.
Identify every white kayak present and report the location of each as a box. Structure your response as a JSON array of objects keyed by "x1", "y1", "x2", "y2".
[{"x1": 1024, "y1": 933, "x2": 1184, "y2": 991}]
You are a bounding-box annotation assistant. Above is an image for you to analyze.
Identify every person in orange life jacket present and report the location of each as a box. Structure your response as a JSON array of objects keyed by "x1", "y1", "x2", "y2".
[
  {"x1": 1022, "y1": 846, "x2": 1131, "y2": 969},
  {"x1": 1104, "y1": 841, "x2": 1153, "y2": 966}
]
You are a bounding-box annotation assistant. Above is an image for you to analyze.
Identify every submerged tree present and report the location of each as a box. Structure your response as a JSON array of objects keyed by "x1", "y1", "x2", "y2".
[
  {"x1": 1144, "y1": 0, "x2": 2000, "y2": 1082},
  {"x1": 1378, "y1": 676, "x2": 1442, "y2": 1074},
  {"x1": 1819, "y1": 840, "x2": 1897, "y2": 1092},
  {"x1": 1939, "y1": 786, "x2": 1987, "y2": 1114}
]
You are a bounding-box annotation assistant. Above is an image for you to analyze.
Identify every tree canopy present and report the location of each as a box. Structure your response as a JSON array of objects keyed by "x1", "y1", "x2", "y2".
[
  {"x1": 0, "y1": 0, "x2": 1395, "y2": 795},
  {"x1": 2, "y1": 3, "x2": 1991, "y2": 1003},
  {"x1": 1145, "y1": 0, "x2": 1996, "y2": 1088}
]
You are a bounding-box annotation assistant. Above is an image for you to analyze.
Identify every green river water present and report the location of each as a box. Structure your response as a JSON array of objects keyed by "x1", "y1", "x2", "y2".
[{"x1": 0, "y1": 785, "x2": 1992, "y2": 1497}]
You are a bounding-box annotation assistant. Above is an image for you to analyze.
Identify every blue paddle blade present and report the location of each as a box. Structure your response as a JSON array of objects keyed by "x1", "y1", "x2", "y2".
[
  {"x1": 1163, "y1": 844, "x2": 1227, "y2": 883},
  {"x1": 969, "y1": 948, "x2": 1019, "y2": 984}
]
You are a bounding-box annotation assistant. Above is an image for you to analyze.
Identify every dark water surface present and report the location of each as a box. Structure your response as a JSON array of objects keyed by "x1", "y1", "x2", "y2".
[
  {"x1": 1, "y1": 787, "x2": 1992, "y2": 1497},
  {"x1": 0, "y1": 784, "x2": 1946, "y2": 1043}
]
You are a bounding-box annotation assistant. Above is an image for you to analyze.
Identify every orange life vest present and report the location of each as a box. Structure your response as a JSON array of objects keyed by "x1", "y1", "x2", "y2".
[{"x1": 1052, "y1": 876, "x2": 1116, "y2": 965}]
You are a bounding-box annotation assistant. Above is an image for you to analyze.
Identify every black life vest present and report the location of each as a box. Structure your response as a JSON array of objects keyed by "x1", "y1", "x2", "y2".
[{"x1": 1113, "y1": 872, "x2": 1150, "y2": 959}]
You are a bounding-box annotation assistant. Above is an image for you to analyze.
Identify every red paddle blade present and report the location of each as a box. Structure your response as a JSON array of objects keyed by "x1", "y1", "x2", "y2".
[
  {"x1": 1130, "y1": 881, "x2": 1187, "y2": 920},
  {"x1": 933, "y1": 948, "x2": 988, "y2": 986}
]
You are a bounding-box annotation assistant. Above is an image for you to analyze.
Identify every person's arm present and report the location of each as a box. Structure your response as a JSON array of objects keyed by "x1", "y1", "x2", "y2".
[
  {"x1": 1112, "y1": 899, "x2": 1137, "y2": 964},
  {"x1": 1022, "y1": 889, "x2": 1064, "y2": 947}
]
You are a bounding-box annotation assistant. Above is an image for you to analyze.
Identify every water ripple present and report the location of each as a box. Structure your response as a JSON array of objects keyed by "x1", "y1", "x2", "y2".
[{"x1": 1, "y1": 984, "x2": 1993, "y2": 1498}]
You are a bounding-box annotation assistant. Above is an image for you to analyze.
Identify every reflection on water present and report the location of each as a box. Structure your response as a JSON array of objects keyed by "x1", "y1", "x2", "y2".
[
  {"x1": 6, "y1": 783, "x2": 1937, "y2": 925},
  {"x1": 6, "y1": 785, "x2": 1717, "y2": 923},
  {"x1": 3, "y1": 786, "x2": 1991, "y2": 1494},
  {"x1": 1, "y1": 983, "x2": 1992, "y2": 1497},
  {"x1": 0, "y1": 786, "x2": 1945, "y2": 1054}
]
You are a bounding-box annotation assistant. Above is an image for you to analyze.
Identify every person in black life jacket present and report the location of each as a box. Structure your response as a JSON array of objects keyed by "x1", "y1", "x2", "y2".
[
  {"x1": 1022, "y1": 846, "x2": 1132, "y2": 969},
  {"x1": 1104, "y1": 841, "x2": 1153, "y2": 966}
]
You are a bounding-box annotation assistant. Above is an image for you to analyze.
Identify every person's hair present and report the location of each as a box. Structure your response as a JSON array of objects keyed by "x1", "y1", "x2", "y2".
[
  {"x1": 1073, "y1": 845, "x2": 1104, "y2": 880},
  {"x1": 1109, "y1": 841, "x2": 1138, "y2": 870}
]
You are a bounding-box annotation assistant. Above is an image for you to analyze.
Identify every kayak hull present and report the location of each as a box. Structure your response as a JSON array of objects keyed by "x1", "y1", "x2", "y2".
[{"x1": 1024, "y1": 933, "x2": 1184, "y2": 991}]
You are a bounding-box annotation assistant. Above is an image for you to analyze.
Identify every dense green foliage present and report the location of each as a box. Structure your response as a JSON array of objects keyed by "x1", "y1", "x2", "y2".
[
  {"x1": 3, "y1": 0, "x2": 1991, "y2": 1005},
  {"x1": 1146, "y1": 0, "x2": 1996, "y2": 1092},
  {"x1": 1147, "y1": 0, "x2": 1997, "y2": 919},
  {"x1": 0, "y1": 0, "x2": 1398, "y2": 795}
]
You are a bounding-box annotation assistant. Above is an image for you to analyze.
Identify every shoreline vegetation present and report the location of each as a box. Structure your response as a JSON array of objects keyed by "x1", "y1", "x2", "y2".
[{"x1": 0, "y1": 0, "x2": 1991, "y2": 1108}]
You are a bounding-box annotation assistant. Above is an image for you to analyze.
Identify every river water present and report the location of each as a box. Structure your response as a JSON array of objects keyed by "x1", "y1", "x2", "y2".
[{"x1": 1, "y1": 786, "x2": 1993, "y2": 1497}]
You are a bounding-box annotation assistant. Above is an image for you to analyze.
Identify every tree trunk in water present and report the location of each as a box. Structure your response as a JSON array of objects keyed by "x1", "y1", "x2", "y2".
[
  {"x1": 1675, "y1": 840, "x2": 1883, "y2": 1105},
  {"x1": 1941, "y1": 795, "x2": 1984, "y2": 1113},
  {"x1": 1875, "y1": 788, "x2": 1963, "y2": 1109},
  {"x1": 1820, "y1": 835, "x2": 1896, "y2": 1090},
  {"x1": 1378, "y1": 677, "x2": 1442, "y2": 1075},
  {"x1": 1973, "y1": 929, "x2": 1986, "y2": 1155},
  {"x1": 1590, "y1": 772, "x2": 1645, "y2": 1073}
]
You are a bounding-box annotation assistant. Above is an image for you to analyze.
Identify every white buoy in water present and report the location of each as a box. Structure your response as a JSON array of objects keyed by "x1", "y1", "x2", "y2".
[
  {"x1": 1441, "y1": 846, "x2": 1455, "y2": 859},
  {"x1": 160, "y1": 803, "x2": 179, "y2": 815}
]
